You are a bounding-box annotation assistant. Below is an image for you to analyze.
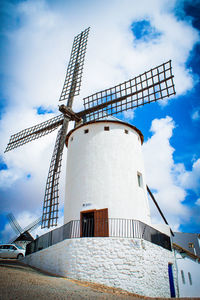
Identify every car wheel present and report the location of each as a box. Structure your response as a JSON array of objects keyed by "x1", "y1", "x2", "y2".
[{"x1": 17, "y1": 253, "x2": 23, "y2": 259}]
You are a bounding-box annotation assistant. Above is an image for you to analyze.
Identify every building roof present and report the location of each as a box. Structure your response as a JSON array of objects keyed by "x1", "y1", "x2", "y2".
[
  {"x1": 14, "y1": 231, "x2": 34, "y2": 242},
  {"x1": 65, "y1": 119, "x2": 144, "y2": 147},
  {"x1": 172, "y1": 232, "x2": 200, "y2": 257},
  {"x1": 173, "y1": 242, "x2": 200, "y2": 262}
]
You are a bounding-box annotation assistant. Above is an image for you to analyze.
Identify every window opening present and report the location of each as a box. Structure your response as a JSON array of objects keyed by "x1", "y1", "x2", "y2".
[
  {"x1": 104, "y1": 126, "x2": 110, "y2": 131},
  {"x1": 137, "y1": 172, "x2": 143, "y2": 187},
  {"x1": 124, "y1": 129, "x2": 129, "y2": 134},
  {"x1": 181, "y1": 270, "x2": 185, "y2": 284},
  {"x1": 188, "y1": 272, "x2": 192, "y2": 285},
  {"x1": 70, "y1": 137, "x2": 73, "y2": 142},
  {"x1": 84, "y1": 129, "x2": 89, "y2": 134},
  {"x1": 188, "y1": 242, "x2": 194, "y2": 248}
]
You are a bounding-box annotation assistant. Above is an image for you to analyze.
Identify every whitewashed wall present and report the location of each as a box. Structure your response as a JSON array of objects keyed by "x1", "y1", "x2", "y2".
[
  {"x1": 64, "y1": 121, "x2": 151, "y2": 225},
  {"x1": 175, "y1": 251, "x2": 200, "y2": 297},
  {"x1": 23, "y1": 237, "x2": 177, "y2": 298}
]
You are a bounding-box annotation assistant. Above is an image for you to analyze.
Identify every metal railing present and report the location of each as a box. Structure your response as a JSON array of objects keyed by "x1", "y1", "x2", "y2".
[{"x1": 26, "y1": 219, "x2": 171, "y2": 255}]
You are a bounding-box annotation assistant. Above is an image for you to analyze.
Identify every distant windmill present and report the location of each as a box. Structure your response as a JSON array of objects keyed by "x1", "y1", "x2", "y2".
[
  {"x1": 5, "y1": 27, "x2": 175, "y2": 229},
  {"x1": 8, "y1": 213, "x2": 42, "y2": 247}
]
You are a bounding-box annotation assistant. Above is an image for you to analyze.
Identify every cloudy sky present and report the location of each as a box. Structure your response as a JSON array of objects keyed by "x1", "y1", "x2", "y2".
[{"x1": 0, "y1": 0, "x2": 199, "y2": 242}]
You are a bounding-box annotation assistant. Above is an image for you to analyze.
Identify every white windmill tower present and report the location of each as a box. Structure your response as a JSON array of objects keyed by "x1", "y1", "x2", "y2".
[
  {"x1": 5, "y1": 28, "x2": 177, "y2": 298},
  {"x1": 64, "y1": 119, "x2": 150, "y2": 229}
]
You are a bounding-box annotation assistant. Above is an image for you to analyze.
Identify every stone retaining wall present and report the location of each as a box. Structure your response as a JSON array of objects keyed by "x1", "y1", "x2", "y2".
[{"x1": 23, "y1": 237, "x2": 178, "y2": 298}]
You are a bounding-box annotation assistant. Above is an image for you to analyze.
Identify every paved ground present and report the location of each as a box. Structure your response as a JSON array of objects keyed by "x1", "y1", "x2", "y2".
[
  {"x1": 0, "y1": 259, "x2": 148, "y2": 300},
  {"x1": 0, "y1": 259, "x2": 199, "y2": 300}
]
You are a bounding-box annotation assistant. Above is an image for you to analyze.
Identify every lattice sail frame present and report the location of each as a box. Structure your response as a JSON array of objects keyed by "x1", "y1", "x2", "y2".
[
  {"x1": 23, "y1": 217, "x2": 42, "y2": 233},
  {"x1": 7, "y1": 213, "x2": 23, "y2": 234},
  {"x1": 82, "y1": 60, "x2": 175, "y2": 122},
  {"x1": 42, "y1": 118, "x2": 69, "y2": 228},
  {"x1": 42, "y1": 127, "x2": 63, "y2": 228},
  {"x1": 5, "y1": 114, "x2": 64, "y2": 152},
  {"x1": 59, "y1": 27, "x2": 90, "y2": 103}
]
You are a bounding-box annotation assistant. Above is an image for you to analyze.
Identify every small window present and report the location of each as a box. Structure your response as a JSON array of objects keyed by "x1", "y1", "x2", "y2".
[
  {"x1": 188, "y1": 272, "x2": 192, "y2": 285},
  {"x1": 84, "y1": 129, "x2": 89, "y2": 134},
  {"x1": 181, "y1": 270, "x2": 185, "y2": 284},
  {"x1": 137, "y1": 172, "x2": 143, "y2": 187},
  {"x1": 188, "y1": 242, "x2": 194, "y2": 248},
  {"x1": 124, "y1": 129, "x2": 129, "y2": 134},
  {"x1": 104, "y1": 126, "x2": 110, "y2": 131},
  {"x1": 70, "y1": 137, "x2": 73, "y2": 142}
]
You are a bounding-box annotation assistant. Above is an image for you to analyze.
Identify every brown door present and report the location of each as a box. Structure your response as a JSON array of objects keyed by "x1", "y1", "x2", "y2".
[
  {"x1": 80, "y1": 208, "x2": 109, "y2": 238},
  {"x1": 94, "y1": 208, "x2": 109, "y2": 237}
]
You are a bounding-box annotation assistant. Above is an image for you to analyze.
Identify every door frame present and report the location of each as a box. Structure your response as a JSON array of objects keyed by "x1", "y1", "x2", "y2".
[{"x1": 80, "y1": 209, "x2": 96, "y2": 238}]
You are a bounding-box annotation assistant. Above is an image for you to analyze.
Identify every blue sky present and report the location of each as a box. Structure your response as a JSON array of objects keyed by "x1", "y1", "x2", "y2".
[{"x1": 0, "y1": 0, "x2": 200, "y2": 242}]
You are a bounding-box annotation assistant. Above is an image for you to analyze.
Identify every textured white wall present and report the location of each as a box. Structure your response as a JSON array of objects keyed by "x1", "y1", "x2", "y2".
[
  {"x1": 23, "y1": 237, "x2": 177, "y2": 298},
  {"x1": 175, "y1": 252, "x2": 200, "y2": 297},
  {"x1": 64, "y1": 121, "x2": 151, "y2": 225}
]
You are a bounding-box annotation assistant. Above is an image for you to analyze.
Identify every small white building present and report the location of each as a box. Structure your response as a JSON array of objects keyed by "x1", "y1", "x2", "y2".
[{"x1": 173, "y1": 233, "x2": 200, "y2": 297}]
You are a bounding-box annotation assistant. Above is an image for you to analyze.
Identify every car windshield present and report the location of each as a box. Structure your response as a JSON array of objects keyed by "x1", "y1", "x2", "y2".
[{"x1": 14, "y1": 244, "x2": 24, "y2": 249}]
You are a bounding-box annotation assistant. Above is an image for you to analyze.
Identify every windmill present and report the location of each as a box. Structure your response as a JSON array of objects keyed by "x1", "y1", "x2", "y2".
[
  {"x1": 7, "y1": 213, "x2": 42, "y2": 247},
  {"x1": 5, "y1": 27, "x2": 176, "y2": 230}
]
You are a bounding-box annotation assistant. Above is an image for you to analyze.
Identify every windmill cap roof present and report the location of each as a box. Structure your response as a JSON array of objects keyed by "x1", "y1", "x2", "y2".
[{"x1": 65, "y1": 120, "x2": 144, "y2": 147}]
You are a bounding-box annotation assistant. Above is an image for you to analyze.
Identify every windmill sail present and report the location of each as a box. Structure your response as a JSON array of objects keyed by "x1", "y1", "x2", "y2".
[
  {"x1": 23, "y1": 216, "x2": 42, "y2": 233},
  {"x1": 5, "y1": 114, "x2": 64, "y2": 152},
  {"x1": 80, "y1": 60, "x2": 175, "y2": 122},
  {"x1": 59, "y1": 27, "x2": 90, "y2": 104},
  {"x1": 42, "y1": 119, "x2": 69, "y2": 228},
  {"x1": 7, "y1": 213, "x2": 23, "y2": 234}
]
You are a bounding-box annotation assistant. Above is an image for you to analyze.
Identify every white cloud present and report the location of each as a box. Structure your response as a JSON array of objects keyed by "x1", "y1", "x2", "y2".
[
  {"x1": 196, "y1": 198, "x2": 200, "y2": 206},
  {"x1": 0, "y1": 0, "x2": 199, "y2": 236},
  {"x1": 0, "y1": 168, "x2": 22, "y2": 189},
  {"x1": 192, "y1": 110, "x2": 200, "y2": 121},
  {"x1": 143, "y1": 115, "x2": 200, "y2": 230},
  {"x1": 176, "y1": 158, "x2": 200, "y2": 193},
  {"x1": 123, "y1": 110, "x2": 135, "y2": 120},
  {"x1": 143, "y1": 116, "x2": 189, "y2": 229}
]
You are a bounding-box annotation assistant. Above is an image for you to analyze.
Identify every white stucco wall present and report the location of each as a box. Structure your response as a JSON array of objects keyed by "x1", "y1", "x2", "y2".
[
  {"x1": 152, "y1": 224, "x2": 171, "y2": 237},
  {"x1": 175, "y1": 251, "x2": 200, "y2": 297},
  {"x1": 23, "y1": 237, "x2": 177, "y2": 298},
  {"x1": 64, "y1": 121, "x2": 151, "y2": 225}
]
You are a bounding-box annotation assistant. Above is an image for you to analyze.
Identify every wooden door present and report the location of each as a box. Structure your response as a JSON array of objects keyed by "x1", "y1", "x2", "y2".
[{"x1": 94, "y1": 208, "x2": 109, "y2": 237}]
